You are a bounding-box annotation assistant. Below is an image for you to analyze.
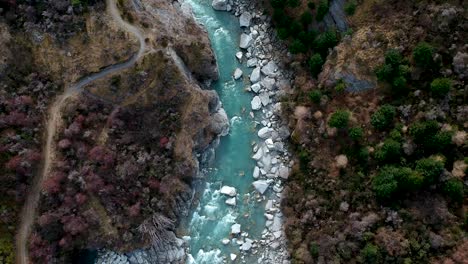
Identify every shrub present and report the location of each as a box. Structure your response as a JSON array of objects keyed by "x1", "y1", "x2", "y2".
[
  {"x1": 385, "y1": 49, "x2": 404, "y2": 67},
  {"x1": 349, "y1": 127, "x2": 364, "y2": 141},
  {"x1": 298, "y1": 30, "x2": 317, "y2": 48},
  {"x1": 361, "y1": 244, "x2": 381, "y2": 263},
  {"x1": 316, "y1": 0, "x2": 329, "y2": 21},
  {"x1": 290, "y1": 21, "x2": 303, "y2": 37},
  {"x1": 328, "y1": 110, "x2": 350, "y2": 129},
  {"x1": 0, "y1": 237, "x2": 14, "y2": 264},
  {"x1": 415, "y1": 157, "x2": 444, "y2": 185},
  {"x1": 396, "y1": 167, "x2": 424, "y2": 191},
  {"x1": 410, "y1": 121, "x2": 452, "y2": 153},
  {"x1": 375, "y1": 139, "x2": 401, "y2": 163},
  {"x1": 289, "y1": 39, "x2": 307, "y2": 54},
  {"x1": 344, "y1": 1, "x2": 357, "y2": 16},
  {"x1": 301, "y1": 11, "x2": 313, "y2": 25},
  {"x1": 389, "y1": 129, "x2": 402, "y2": 142},
  {"x1": 335, "y1": 80, "x2": 346, "y2": 93},
  {"x1": 287, "y1": 0, "x2": 300, "y2": 7},
  {"x1": 443, "y1": 179, "x2": 464, "y2": 203},
  {"x1": 309, "y1": 242, "x2": 319, "y2": 258},
  {"x1": 309, "y1": 54, "x2": 324, "y2": 77},
  {"x1": 409, "y1": 120, "x2": 439, "y2": 143},
  {"x1": 277, "y1": 28, "x2": 289, "y2": 40},
  {"x1": 370, "y1": 104, "x2": 396, "y2": 130},
  {"x1": 308, "y1": 2, "x2": 316, "y2": 9},
  {"x1": 309, "y1": 90, "x2": 322, "y2": 104},
  {"x1": 430, "y1": 78, "x2": 452, "y2": 98},
  {"x1": 413, "y1": 42, "x2": 434, "y2": 69},
  {"x1": 273, "y1": 8, "x2": 291, "y2": 27},
  {"x1": 314, "y1": 30, "x2": 338, "y2": 55},
  {"x1": 373, "y1": 166, "x2": 422, "y2": 200},
  {"x1": 392, "y1": 76, "x2": 407, "y2": 95}
]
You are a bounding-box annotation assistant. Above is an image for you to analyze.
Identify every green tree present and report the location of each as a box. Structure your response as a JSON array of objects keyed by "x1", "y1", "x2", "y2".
[
  {"x1": 344, "y1": 1, "x2": 357, "y2": 16},
  {"x1": 360, "y1": 244, "x2": 381, "y2": 263},
  {"x1": 309, "y1": 90, "x2": 322, "y2": 104},
  {"x1": 287, "y1": 0, "x2": 301, "y2": 7},
  {"x1": 375, "y1": 139, "x2": 401, "y2": 163},
  {"x1": 309, "y1": 54, "x2": 324, "y2": 77},
  {"x1": 328, "y1": 110, "x2": 350, "y2": 129},
  {"x1": 373, "y1": 167, "x2": 399, "y2": 200},
  {"x1": 443, "y1": 179, "x2": 464, "y2": 203},
  {"x1": 316, "y1": 0, "x2": 329, "y2": 21},
  {"x1": 314, "y1": 30, "x2": 338, "y2": 56},
  {"x1": 430, "y1": 78, "x2": 452, "y2": 98},
  {"x1": 308, "y1": 2, "x2": 316, "y2": 9},
  {"x1": 271, "y1": 0, "x2": 287, "y2": 8},
  {"x1": 349, "y1": 127, "x2": 364, "y2": 141},
  {"x1": 301, "y1": 11, "x2": 313, "y2": 25},
  {"x1": 413, "y1": 42, "x2": 434, "y2": 69},
  {"x1": 415, "y1": 157, "x2": 444, "y2": 185},
  {"x1": 289, "y1": 39, "x2": 307, "y2": 54},
  {"x1": 370, "y1": 104, "x2": 396, "y2": 130}
]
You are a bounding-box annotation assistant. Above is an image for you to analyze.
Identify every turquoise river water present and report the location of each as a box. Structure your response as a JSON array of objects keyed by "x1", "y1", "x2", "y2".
[{"x1": 184, "y1": 0, "x2": 267, "y2": 263}]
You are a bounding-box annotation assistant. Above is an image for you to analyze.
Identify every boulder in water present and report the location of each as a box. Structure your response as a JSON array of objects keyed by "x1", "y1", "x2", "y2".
[
  {"x1": 239, "y1": 12, "x2": 252, "y2": 27},
  {"x1": 253, "y1": 180, "x2": 269, "y2": 194},
  {"x1": 212, "y1": 0, "x2": 228, "y2": 11},
  {"x1": 251, "y1": 96, "x2": 262, "y2": 110},
  {"x1": 233, "y1": 68, "x2": 243, "y2": 80},
  {"x1": 231, "y1": 223, "x2": 241, "y2": 234},
  {"x1": 239, "y1": 33, "x2": 253, "y2": 49},
  {"x1": 250, "y1": 67, "x2": 261, "y2": 83},
  {"x1": 220, "y1": 186, "x2": 237, "y2": 196}
]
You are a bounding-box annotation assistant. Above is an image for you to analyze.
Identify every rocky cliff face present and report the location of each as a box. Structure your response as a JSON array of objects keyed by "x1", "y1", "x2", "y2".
[{"x1": 0, "y1": 0, "x2": 225, "y2": 263}]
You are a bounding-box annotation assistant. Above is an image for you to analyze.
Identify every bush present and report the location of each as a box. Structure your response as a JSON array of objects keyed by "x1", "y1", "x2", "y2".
[
  {"x1": 409, "y1": 120, "x2": 439, "y2": 143},
  {"x1": 430, "y1": 78, "x2": 452, "y2": 98},
  {"x1": 410, "y1": 121, "x2": 452, "y2": 153},
  {"x1": 298, "y1": 30, "x2": 317, "y2": 48},
  {"x1": 360, "y1": 244, "x2": 381, "y2": 263},
  {"x1": 370, "y1": 104, "x2": 396, "y2": 130},
  {"x1": 0, "y1": 237, "x2": 14, "y2": 264},
  {"x1": 335, "y1": 80, "x2": 346, "y2": 93},
  {"x1": 373, "y1": 166, "x2": 423, "y2": 200},
  {"x1": 289, "y1": 21, "x2": 302, "y2": 37},
  {"x1": 300, "y1": 11, "x2": 313, "y2": 25},
  {"x1": 392, "y1": 75, "x2": 407, "y2": 95},
  {"x1": 316, "y1": 0, "x2": 329, "y2": 21},
  {"x1": 413, "y1": 42, "x2": 434, "y2": 69},
  {"x1": 309, "y1": 242, "x2": 319, "y2": 258},
  {"x1": 328, "y1": 110, "x2": 350, "y2": 129},
  {"x1": 309, "y1": 90, "x2": 322, "y2": 104},
  {"x1": 389, "y1": 129, "x2": 402, "y2": 142},
  {"x1": 415, "y1": 157, "x2": 444, "y2": 185},
  {"x1": 277, "y1": 28, "x2": 289, "y2": 40},
  {"x1": 397, "y1": 167, "x2": 424, "y2": 192},
  {"x1": 287, "y1": 0, "x2": 300, "y2": 7},
  {"x1": 289, "y1": 39, "x2": 307, "y2": 54},
  {"x1": 344, "y1": 1, "x2": 357, "y2": 16},
  {"x1": 308, "y1": 2, "x2": 316, "y2": 9},
  {"x1": 309, "y1": 54, "x2": 324, "y2": 77},
  {"x1": 349, "y1": 127, "x2": 364, "y2": 141},
  {"x1": 375, "y1": 139, "x2": 401, "y2": 163},
  {"x1": 443, "y1": 179, "x2": 464, "y2": 203},
  {"x1": 314, "y1": 30, "x2": 338, "y2": 55}
]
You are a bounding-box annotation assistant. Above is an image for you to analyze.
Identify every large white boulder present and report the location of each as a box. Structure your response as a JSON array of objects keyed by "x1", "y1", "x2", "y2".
[
  {"x1": 246, "y1": 58, "x2": 257, "y2": 67},
  {"x1": 250, "y1": 67, "x2": 261, "y2": 83},
  {"x1": 239, "y1": 12, "x2": 252, "y2": 27},
  {"x1": 261, "y1": 77, "x2": 276, "y2": 90},
  {"x1": 257, "y1": 127, "x2": 272, "y2": 139},
  {"x1": 233, "y1": 68, "x2": 243, "y2": 80},
  {"x1": 231, "y1": 223, "x2": 241, "y2": 234},
  {"x1": 252, "y1": 147, "x2": 263, "y2": 160},
  {"x1": 261, "y1": 61, "x2": 278, "y2": 77},
  {"x1": 251, "y1": 96, "x2": 262, "y2": 110},
  {"x1": 239, "y1": 33, "x2": 253, "y2": 49},
  {"x1": 251, "y1": 83, "x2": 261, "y2": 93},
  {"x1": 220, "y1": 186, "x2": 237, "y2": 197},
  {"x1": 240, "y1": 238, "x2": 253, "y2": 251},
  {"x1": 252, "y1": 180, "x2": 269, "y2": 194},
  {"x1": 212, "y1": 0, "x2": 228, "y2": 11},
  {"x1": 253, "y1": 166, "x2": 260, "y2": 179},
  {"x1": 259, "y1": 92, "x2": 270, "y2": 106},
  {"x1": 278, "y1": 166, "x2": 290, "y2": 179},
  {"x1": 225, "y1": 197, "x2": 236, "y2": 206}
]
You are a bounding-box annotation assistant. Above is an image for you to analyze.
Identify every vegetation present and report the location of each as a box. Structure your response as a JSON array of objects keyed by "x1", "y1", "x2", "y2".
[
  {"x1": 415, "y1": 157, "x2": 445, "y2": 185},
  {"x1": 412, "y1": 42, "x2": 434, "y2": 69},
  {"x1": 370, "y1": 105, "x2": 396, "y2": 130},
  {"x1": 430, "y1": 78, "x2": 452, "y2": 97},
  {"x1": 309, "y1": 54, "x2": 324, "y2": 77},
  {"x1": 443, "y1": 179, "x2": 464, "y2": 203},
  {"x1": 316, "y1": 0, "x2": 329, "y2": 21},
  {"x1": 349, "y1": 127, "x2": 364, "y2": 141},
  {"x1": 328, "y1": 110, "x2": 350, "y2": 129},
  {"x1": 309, "y1": 90, "x2": 322, "y2": 104},
  {"x1": 344, "y1": 1, "x2": 357, "y2": 16},
  {"x1": 375, "y1": 50, "x2": 410, "y2": 95}
]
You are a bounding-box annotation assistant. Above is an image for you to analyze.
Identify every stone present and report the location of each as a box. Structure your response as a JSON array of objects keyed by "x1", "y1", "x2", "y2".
[
  {"x1": 230, "y1": 254, "x2": 237, "y2": 261},
  {"x1": 233, "y1": 68, "x2": 243, "y2": 80},
  {"x1": 261, "y1": 77, "x2": 276, "y2": 90},
  {"x1": 265, "y1": 138, "x2": 275, "y2": 150},
  {"x1": 340, "y1": 202, "x2": 349, "y2": 212},
  {"x1": 278, "y1": 166, "x2": 289, "y2": 179},
  {"x1": 253, "y1": 180, "x2": 269, "y2": 194},
  {"x1": 251, "y1": 96, "x2": 262, "y2": 110},
  {"x1": 270, "y1": 215, "x2": 282, "y2": 232},
  {"x1": 247, "y1": 58, "x2": 257, "y2": 67},
  {"x1": 453, "y1": 51, "x2": 468, "y2": 77},
  {"x1": 211, "y1": 0, "x2": 227, "y2": 11},
  {"x1": 252, "y1": 147, "x2": 263, "y2": 160},
  {"x1": 210, "y1": 108, "x2": 229, "y2": 136},
  {"x1": 258, "y1": 127, "x2": 272, "y2": 139},
  {"x1": 259, "y1": 92, "x2": 270, "y2": 106},
  {"x1": 220, "y1": 186, "x2": 237, "y2": 197},
  {"x1": 235, "y1": 51, "x2": 243, "y2": 60},
  {"x1": 253, "y1": 166, "x2": 260, "y2": 179},
  {"x1": 452, "y1": 160, "x2": 467, "y2": 178},
  {"x1": 231, "y1": 223, "x2": 241, "y2": 234},
  {"x1": 239, "y1": 12, "x2": 252, "y2": 27},
  {"x1": 313, "y1": 111, "x2": 323, "y2": 119},
  {"x1": 240, "y1": 33, "x2": 253, "y2": 49},
  {"x1": 452, "y1": 131, "x2": 466, "y2": 146},
  {"x1": 265, "y1": 200, "x2": 274, "y2": 210},
  {"x1": 251, "y1": 83, "x2": 261, "y2": 93},
  {"x1": 226, "y1": 197, "x2": 236, "y2": 206},
  {"x1": 240, "y1": 239, "x2": 252, "y2": 251},
  {"x1": 222, "y1": 238, "x2": 230, "y2": 245},
  {"x1": 250, "y1": 67, "x2": 261, "y2": 83},
  {"x1": 261, "y1": 61, "x2": 278, "y2": 77},
  {"x1": 335, "y1": 155, "x2": 348, "y2": 169}
]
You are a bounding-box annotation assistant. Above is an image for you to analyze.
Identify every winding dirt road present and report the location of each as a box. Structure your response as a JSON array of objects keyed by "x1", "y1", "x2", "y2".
[{"x1": 16, "y1": 1, "x2": 146, "y2": 263}]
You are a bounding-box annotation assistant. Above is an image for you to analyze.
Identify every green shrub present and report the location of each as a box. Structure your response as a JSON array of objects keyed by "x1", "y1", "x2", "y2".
[
  {"x1": 289, "y1": 21, "x2": 302, "y2": 37},
  {"x1": 277, "y1": 28, "x2": 289, "y2": 39},
  {"x1": 415, "y1": 157, "x2": 444, "y2": 185},
  {"x1": 287, "y1": 0, "x2": 301, "y2": 7},
  {"x1": 389, "y1": 129, "x2": 402, "y2": 142},
  {"x1": 344, "y1": 1, "x2": 357, "y2": 16},
  {"x1": 370, "y1": 104, "x2": 396, "y2": 130},
  {"x1": 375, "y1": 64, "x2": 393, "y2": 82},
  {"x1": 392, "y1": 76, "x2": 407, "y2": 95},
  {"x1": 443, "y1": 179, "x2": 464, "y2": 203},
  {"x1": 396, "y1": 167, "x2": 424, "y2": 191},
  {"x1": 309, "y1": 90, "x2": 322, "y2": 104},
  {"x1": 271, "y1": 0, "x2": 287, "y2": 8},
  {"x1": 0, "y1": 237, "x2": 14, "y2": 264},
  {"x1": 433, "y1": 131, "x2": 453, "y2": 151},
  {"x1": 328, "y1": 110, "x2": 350, "y2": 129},
  {"x1": 309, "y1": 242, "x2": 319, "y2": 258},
  {"x1": 409, "y1": 121, "x2": 452, "y2": 153},
  {"x1": 430, "y1": 78, "x2": 452, "y2": 98},
  {"x1": 309, "y1": 54, "x2": 324, "y2": 77},
  {"x1": 301, "y1": 11, "x2": 314, "y2": 25},
  {"x1": 360, "y1": 244, "x2": 381, "y2": 263},
  {"x1": 409, "y1": 120, "x2": 439, "y2": 143},
  {"x1": 385, "y1": 49, "x2": 404, "y2": 67},
  {"x1": 413, "y1": 42, "x2": 434, "y2": 69},
  {"x1": 349, "y1": 127, "x2": 364, "y2": 141},
  {"x1": 373, "y1": 166, "x2": 422, "y2": 200},
  {"x1": 72, "y1": 0, "x2": 82, "y2": 6},
  {"x1": 273, "y1": 8, "x2": 291, "y2": 27},
  {"x1": 298, "y1": 31, "x2": 317, "y2": 48},
  {"x1": 358, "y1": 147, "x2": 370, "y2": 164},
  {"x1": 335, "y1": 80, "x2": 346, "y2": 93},
  {"x1": 316, "y1": 0, "x2": 329, "y2": 21},
  {"x1": 314, "y1": 30, "x2": 338, "y2": 55},
  {"x1": 375, "y1": 139, "x2": 401, "y2": 163},
  {"x1": 308, "y1": 2, "x2": 316, "y2": 9},
  {"x1": 289, "y1": 39, "x2": 307, "y2": 54}
]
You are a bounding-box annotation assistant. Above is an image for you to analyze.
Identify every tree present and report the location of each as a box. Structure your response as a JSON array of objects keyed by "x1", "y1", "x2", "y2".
[
  {"x1": 360, "y1": 244, "x2": 381, "y2": 263},
  {"x1": 415, "y1": 157, "x2": 444, "y2": 185},
  {"x1": 443, "y1": 179, "x2": 464, "y2": 203},
  {"x1": 314, "y1": 30, "x2": 338, "y2": 56},
  {"x1": 309, "y1": 54, "x2": 324, "y2": 77},
  {"x1": 430, "y1": 78, "x2": 452, "y2": 98},
  {"x1": 300, "y1": 11, "x2": 313, "y2": 25},
  {"x1": 413, "y1": 42, "x2": 434, "y2": 69},
  {"x1": 309, "y1": 90, "x2": 322, "y2": 104},
  {"x1": 289, "y1": 39, "x2": 307, "y2": 54},
  {"x1": 371, "y1": 105, "x2": 396, "y2": 130},
  {"x1": 316, "y1": 0, "x2": 329, "y2": 21},
  {"x1": 374, "y1": 139, "x2": 401, "y2": 163},
  {"x1": 328, "y1": 110, "x2": 350, "y2": 129},
  {"x1": 344, "y1": 1, "x2": 357, "y2": 16},
  {"x1": 349, "y1": 127, "x2": 364, "y2": 141}
]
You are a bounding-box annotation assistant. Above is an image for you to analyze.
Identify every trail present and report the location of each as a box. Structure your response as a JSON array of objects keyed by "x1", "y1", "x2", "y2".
[{"x1": 15, "y1": 1, "x2": 146, "y2": 263}]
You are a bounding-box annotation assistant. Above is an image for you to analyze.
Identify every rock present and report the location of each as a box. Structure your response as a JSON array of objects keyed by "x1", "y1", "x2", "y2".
[
  {"x1": 265, "y1": 200, "x2": 274, "y2": 210},
  {"x1": 261, "y1": 61, "x2": 278, "y2": 77},
  {"x1": 231, "y1": 223, "x2": 241, "y2": 234},
  {"x1": 239, "y1": 33, "x2": 253, "y2": 49},
  {"x1": 233, "y1": 68, "x2": 243, "y2": 80},
  {"x1": 220, "y1": 186, "x2": 237, "y2": 197},
  {"x1": 222, "y1": 238, "x2": 230, "y2": 245},
  {"x1": 226, "y1": 197, "x2": 236, "y2": 206},
  {"x1": 239, "y1": 12, "x2": 252, "y2": 27},
  {"x1": 251, "y1": 96, "x2": 262, "y2": 110},
  {"x1": 278, "y1": 166, "x2": 289, "y2": 179},
  {"x1": 251, "y1": 83, "x2": 261, "y2": 93},
  {"x1": 452, "y1": 160, "x2": 467, "y2": 178},
  {"x1": 452, "y1": 131, "x2": 466, "y2": 146},
  {"x1": 265, "y1": 138, "x2": 275, "y2": 150},
  {"x1": 247, "y1": 58, "x2": 257, "y2": 67},
  {"x1": 453, "y1": 51, "x2": 468, "y2": 78},
  {"x1": 253, "y1": 166, "x2": 260, "y2": 179},
  {"x1": 270, "y1": 215, "x2": 282, "y2": 232},
  {"x1": 241, "y1": 239, "x2": 253, "y2": 251},
  {"x1": 258, "y1": 127, "x2": 272, "y2": 139},
  {"x1": 323, "y1": 0, "x2": 348, "y2": 32},
  {"x1": 253, "y1": 180, "x2": 269, "y2": 194},
  {"x1": 250, "y1": 67, "x2": 261, "y2": 83},
  {"x1": 313, "y1": 111, "x2": 323, "y2": 120},
  {"x1": 340, "y1": 202, "x2": 349, "y2": 212},
  {"x1": 235, "y1": 51, "x2": 243, "y2": 61},
  {"x1": 252, "y1": 147, "x2": 263, "y2": 160},
  {"x1": 259, "y1": 92, "x2": 270, "y2": 106},
  {"x1": 210, "y1": 108, "x2": 230, "y2": 136},
  {"x1": 230, "y1": 254, "x2": 237, "y2": 261},
  {"x1": 261, "y1": 77, "x2": 276, "y2": 90},
  {"x1": 211, "y1": 0, "x2": 227, "y2": 11},
  {"x1": 335, "y1": 154, "x2": 348, "y2": 169}
]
